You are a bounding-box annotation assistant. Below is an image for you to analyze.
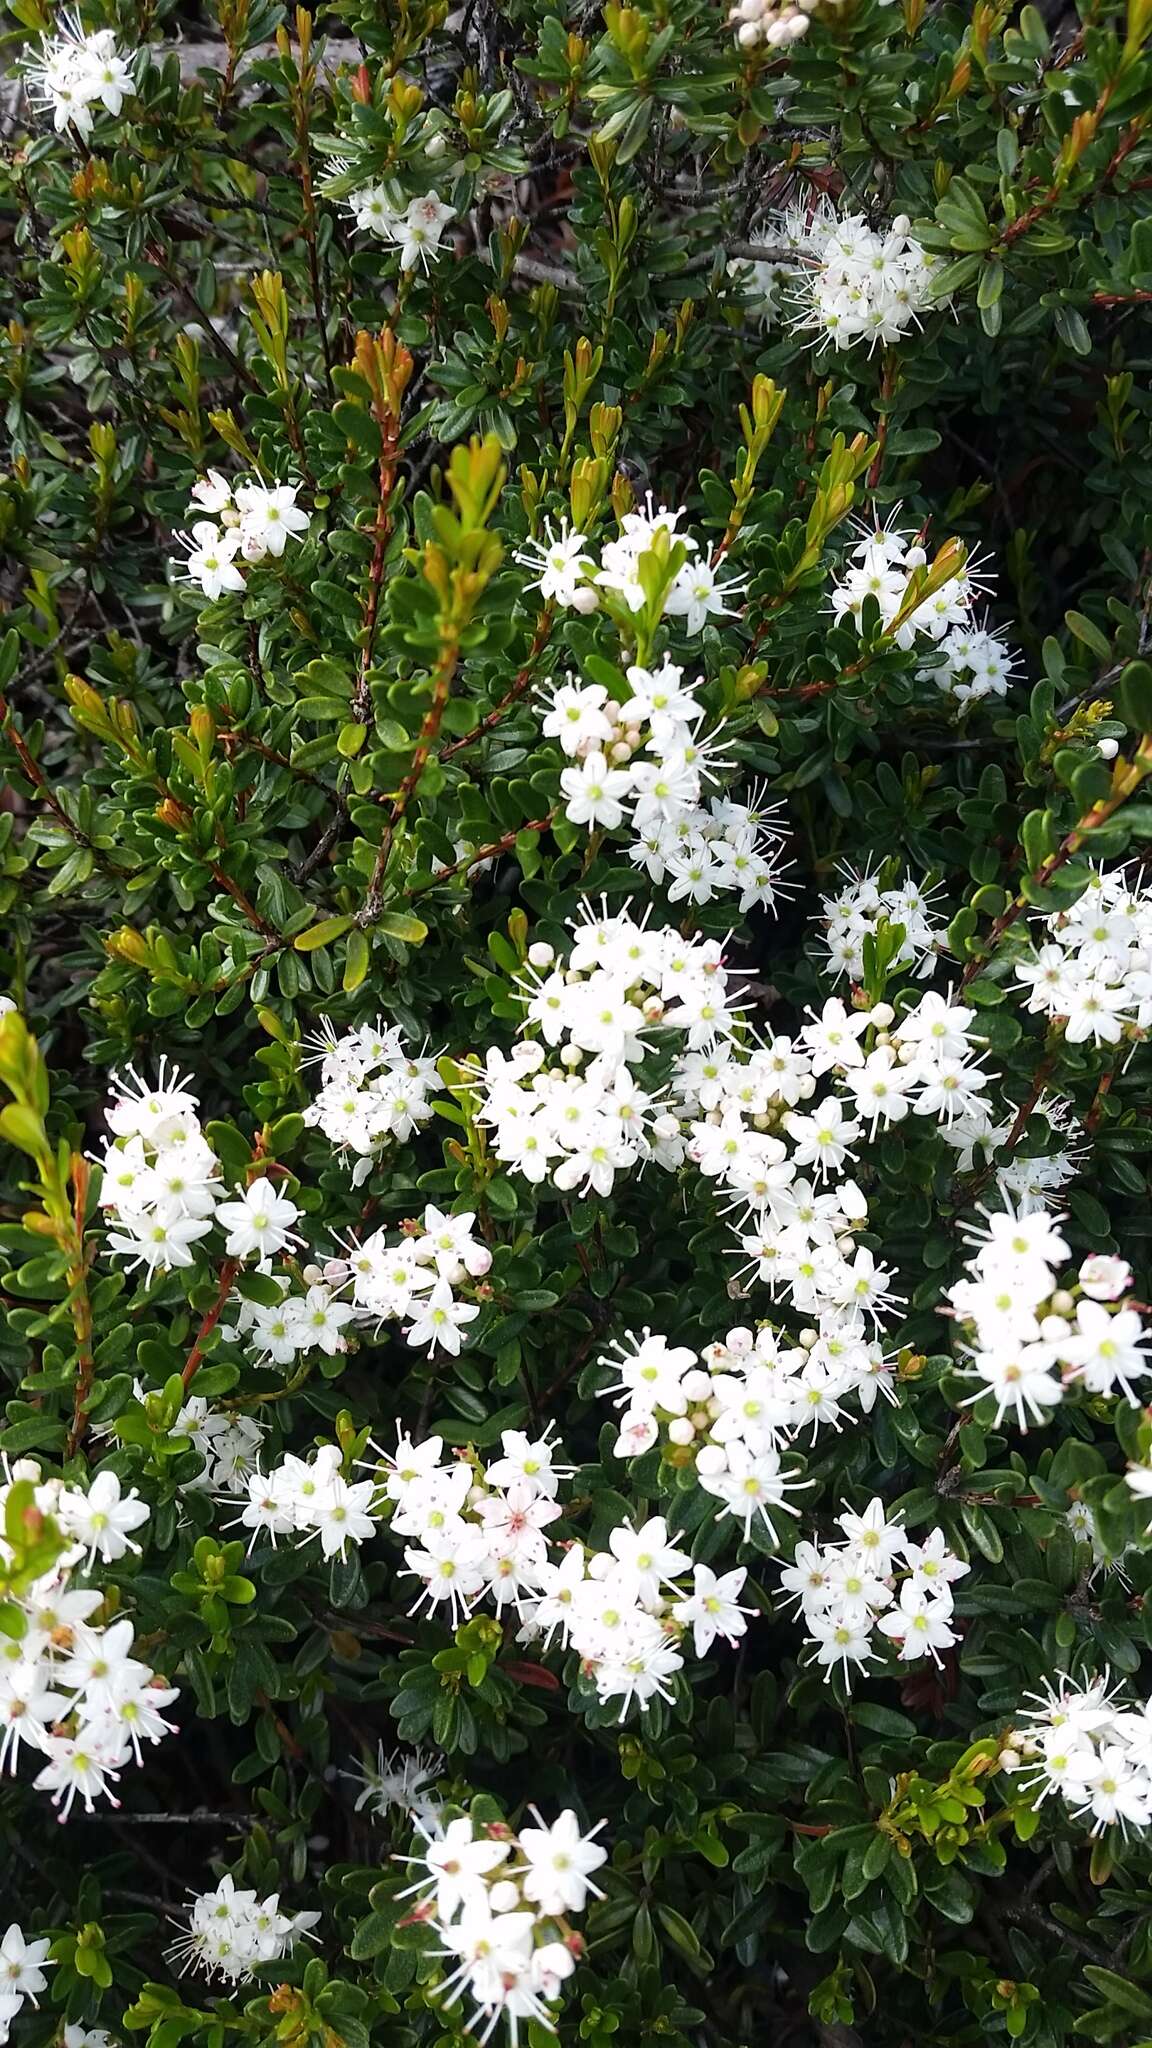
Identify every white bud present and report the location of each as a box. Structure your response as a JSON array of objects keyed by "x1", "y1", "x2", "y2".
[
  {"x1": 569, "y1": 584, "x2": 599, "y2": 615},
  {"x1": 1050, "y1": 1289, "x2": 1076, "y2": 1314},
  {"x1": 870, "y1": 1001, "x2": 895, "y2": 1027},
  {"x1": 527, "y1": 941, "x2": 554, "y2": 968},
  {"x1": 1098, "y1": 737, "x2": 1119, "y2": 761},
  {"x1": 667, "y1": 1418, "x2": 695, "y2": 1446},
  {"x1": 737, "y1": 18, "x2": 762, "y2": 43},
  {"x1": 1039, "y1": 1314, "x2": 1071, "y2": 1341},
  {"x1": 695, "y1": 1444, "x2": 728, "y2": 1477},
  {"x1": 682, "y1": 1369, "x2": 712, "y2": 1401}
]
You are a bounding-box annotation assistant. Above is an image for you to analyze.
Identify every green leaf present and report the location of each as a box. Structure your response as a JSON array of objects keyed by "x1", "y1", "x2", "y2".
[
  {"x1": 375, "y1": 911, "x2": 429, "y2": 946},
  {"x1": 294, "y1": 915, "x2": 355, "y2": 951}
]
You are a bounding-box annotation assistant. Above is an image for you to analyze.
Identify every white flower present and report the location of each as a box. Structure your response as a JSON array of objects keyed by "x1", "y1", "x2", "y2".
[
  {"x1": 216, "y1": 1177, "x2": 300, "y2": 1259},
  {"x1": 517, "y1": 526, "x2": 597, "y2": 608},
  {"x1": 347, "y1": 183, "x2": 401, "y2": 236},
  {"x1": 875, "y1": 1584, "x2": 958, "y2": 1665},
  {"x1": 672, "y1": 1563, "x2": 753, "y2": 1657},
  {"x1": 0, "y1": 1926, "x2": 52, "y2": 2004},
  {"x1": 394, "y1": 191, "x2": 455, "y2": 270},
  {"x1": 404, "y1": 1280, "x2": 480, "y2": 1357},
  {"x1": 406, "y1": 1814, "x2": 512, "y2": 1918},
  {"x1": 233, "y1": 482, "x2": 309, "y2": 560},
  {"x1": 517, "y1": 1809, "x2": 608, "y2": 1916},
  {"x1": 174, "y1": 522, "x2": 246, "y2": 600},
  {"x1": 57, "y1": 1469, "x2": 150, "y2": 1565},
  {"x1": 559, "y1": 752, "x2": 633, "y2": 829},
  {"x1": 665, "y1": 556, "x2": 745, "y2": 634},
  {"x1": 1079, "y1": 1254, "x2": 1133, "y2": 1302}
]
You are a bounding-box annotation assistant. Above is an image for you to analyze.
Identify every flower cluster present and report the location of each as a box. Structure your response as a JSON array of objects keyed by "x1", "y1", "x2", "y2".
[
  {"x1": 542, "y1": 660, "x2": 789, "y2": 910},
  {"x1": 401, "y1": 1806, "x2": 606, "y2": 2040},
  {"x1": 231, "y1": 1442, "x2": 379, "y2": 1559},
  {"x1": 600, "y1": 1321, "x2": 894, "y2": 1494},
  {"x1": 793, "y1": 990, "x2": 994, "y2": 1138},
  {"x1": 515, "y1": 500, "x2": 742, "y2": 633},
  {"x1": 168, "y1": 1875, "x2": 318, "y2": 1983},
  {"x1": 222, "y1": 1276, "x2": 356, "y2": 1371},
  {"x1": 529, "y1": 1536, "x2": 752, "y2": 1720},
  {"x1": 829, "y1": 519, "x2": 1012, "y2": 697},
  {"x1": 941, "y1": 1087, "x2": 1084, "y2": 1215},
  {"x1": 344, "y1": 188, "x2": 455, "y2": 268},
  {"x1": 302, "y1": 1018, "x2": 439, "y2": 1178},
  {"x1": 170, "y1": 1396, "x2": 268, "y2": 1495},
  {"x1": 96, "y1": 1063, "x2": 299, "y2": 1274},
  {"x1": 0, "y1": 1925, "x2": 52, "y2": 2044},
  {"x1": 24, "y1": 24, "x2": 132, "y2": 136},
  {"x1": 343, "y1": 1743, "x2": 444, "y2": 1828},
  {"x1": 174, "y1": 473, "x2": 309, "y2": 598},
  {"x1": 333, "y1": 1203, "x2": 490, "y2": 1356},
  {"x1": 1015, "y1": 864, "x2": 1152, "y2": 1045},
  {"x1": 1006, "y1": 1674, "x2": 1152, "y2": 1837},
  {"x1": 387, "y1": 1427, "x2": 567, "y2": 1626},
  {"x1": 820, "y1": 866, "x2": 947, "y2": 981},
  {"x1": 381, "y1": 1426, "x2": 752, "y2": 1717},
  {"x1": 917, "y1": 621, "x2": 1017, "y2": 706},
  {"x1": 474, "y1": 906, "x2": 734, "y2": 1195},
  {"x1": 0, "y1": 1460, "x2": 177, "y2": 1818},
  {"x1": 780, "y1": 1500, "x2": 967, "y2": 1681},
  {"x1": 947, "y1": 1210, "x2": 1148, "y2": 1429},
  {"x1": 729, "y1": 0, "x2": 824, "y2": 50},
  {"x1": 764, "y1": 205, "x2": 939, "y2": 351}
]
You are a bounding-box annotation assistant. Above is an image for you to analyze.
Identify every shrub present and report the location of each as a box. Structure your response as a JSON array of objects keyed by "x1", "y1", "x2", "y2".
[{"x1": 2, "y1": 0, "x2": 1152, "y2": 2041}]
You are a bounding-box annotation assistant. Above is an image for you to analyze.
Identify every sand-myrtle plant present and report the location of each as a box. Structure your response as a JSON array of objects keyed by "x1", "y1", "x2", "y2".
[{"x1": 3, "y1": 0, "x2": 1152, "y2": 2041}]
